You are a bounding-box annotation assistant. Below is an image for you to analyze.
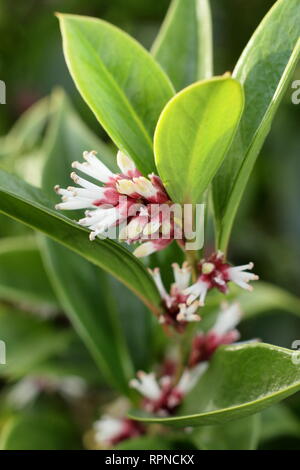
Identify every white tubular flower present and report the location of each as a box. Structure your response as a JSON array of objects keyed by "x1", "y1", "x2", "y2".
[
  {"x1": 72, "y1": 151, "x2": 113, "y2": 183},
  {"x1": 184, "y1": 279, "x2": 210, "y2": 306},
  {"x1": 133, "y1": 238, "x2": 172, "y2": 258},
  {"x1": 129, "y1": 364, "x2": 207, "y2": 416},
  {"x1": 117, "y1": 150, "x2": 137, "y2": 176},
  {"x1": 94, "y1": 416, "x2": 124, "y2": 445},
  {"x1": 212, "y1": 302, "x2": 242, "y2": 337},
  {"x1": 93, "y1": 414, "x2": 144, "y2": 447},
  {"x1": 55, "y1": 150, "x2": 175, "y2": 257},
  {"x1": 8, "y1": 378, "x2": 40, "y2": 409},
  {"x1": 183, "y1": 252, "x2": 259, "y2": 307},
  {"x1": 148, "y1": 263, "x2": 201, "y2": 330},
  {"x1": 176, "y1": 362, "x2": 209, "y2": 395},
  {"x1": 188, "y1": 302, "x2": 244, "y2": 368},
  {"x1": 172, "y1": 262, "x2": 191, "y2": 291},
  {"x1": 148, "y1": 267, "x2": 170, "y2": 303},
  {"x1": 129, "y1": 371, "x2": 161, "y2": 401},
  {"x1": 227, "y1": 263, "x2": 259, "y2": 291},
  {"x1": 176, "y1": 301, "x2": 201, "y2": 323}
]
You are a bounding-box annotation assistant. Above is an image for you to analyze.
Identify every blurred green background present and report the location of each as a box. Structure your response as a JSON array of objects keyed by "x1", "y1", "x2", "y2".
[{"x1": 0, "y1": 0, "x2": 300, "y2": 449}]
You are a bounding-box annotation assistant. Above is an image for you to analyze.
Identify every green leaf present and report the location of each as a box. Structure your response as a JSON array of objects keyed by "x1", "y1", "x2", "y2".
[
  {"x1": 129, "y1": 343, "x2": 300, "y2": 427},
  {"x1": 260, "y1": 404, "x2": 300, "y2": 443},
  {"x1": 27, "y1": 336, "x2": 103, "y2": 385},
  {"x1": 192, "y1": 414, "x2": 261, "y2": 450},
  {"x1": 0, "y1": 97, "x2": 50, "y2": 167},
  {"x1": 108, "y1": 277, "x2": 154, "y2": 371},
  {"x1": 40, "y1": 240, "x2": 134, "y2": 394},
  {"x1": 58, "y1": 13, "x2": 175, "y2": 175},
  {"x1": 0, "y1": 236, "x2": 58, "y2": 312},
  {"x1": 213, "y1": 0, "x2": 300, "y2": 252},
  {"x1": 154, "y1": 77, "x2": 244, "y2": 204},
  {"x1": 0, "y1": 213, "x2": 30, "y2": 238},
  {"x1": 152, "y1": 0, "x2": 213, "y2": 90},
  {"x1": 236, "y1": 282, "x2": 300, "y2": 320},
  {"x1": 39, "y1": 90, "x2": 135, "y2": 393},
  {"x1": 0, "y1": 406, "x2": 81, "y2": 450},
  {"x1": 0, "y1": 169, "x2": 160, "y2": 314},
  {"x1": 0, "y1": 305, "x2": 72, "y2": 379}
]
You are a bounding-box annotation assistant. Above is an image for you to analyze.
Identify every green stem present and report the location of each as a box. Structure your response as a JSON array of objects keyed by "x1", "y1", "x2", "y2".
[{"x1": 185, "y1": 249, "x2": 199, "y2": 282}]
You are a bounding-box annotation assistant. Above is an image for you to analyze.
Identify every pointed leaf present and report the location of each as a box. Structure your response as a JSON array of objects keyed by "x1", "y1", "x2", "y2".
[
  {"x1": 213, "y1": 0, "x2": 300, "y2": 251},
  {"x1": 130, "y1": 343, "x2": 300, "y2": 427},
  {"x1": 40, "y1": 91, "x2": 135, "y2": 393},
  {"x1": 0, "y1": 236, "x2": 58, "y2": 312},
  {"x1": 152, "y1": 0, "x2": 213, "y2": 90},
  {"x1": 0, "y1": 170, "x2": 161, "y2": 313},
  {"x1": 58, "y1": 13, "x2": 175, "y2": 175},
  {"x1": 154, "y1": 77, "x2": 244, "y2": 204}
]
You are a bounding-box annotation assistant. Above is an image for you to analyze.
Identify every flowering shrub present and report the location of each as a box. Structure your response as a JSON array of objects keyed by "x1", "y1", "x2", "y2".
[{"x1": 0, "y1": 0, "x2": 300, "y2": 451}]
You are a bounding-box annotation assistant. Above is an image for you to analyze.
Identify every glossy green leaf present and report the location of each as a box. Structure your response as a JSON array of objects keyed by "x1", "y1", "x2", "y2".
[
  {"x1": 0, "y1": 236, "x2": 58, "y2": 312},
  {"x1": 58, "y1": 13, "x2": 175, "y2": 175},
  {"x1": 152, "y1": 0, "x2": 213, "y2": 90},
  {"x1": 213, "y1": 0, "x2": 300, "y2": 252},
  {"x1": 40, "y1": 91, "x2": 135, "y2": 393},
  {"x1": 130, "y1": 343, "x2": 300, "y2": 427},
  {"x1": 0, "y1": 406, "x2": 81, "y2": 450},
  {"x1": 154, "y1": 77, "x2": 244, "y2": 204},
  {"x1": 108, "y1": 277, "x2": 154, "y2": 371},
  {"x1": 0, "y1": 169, "x2": 160, "y2": 314},
  {"x1": 0, "y1": 213, "x2": 30, "y2": 238},
  {"x1": 0, "y1": 305, "x2": 72, "y2": 379},
  {"x1": 192, "y1": 414, "x2": 261, "y2": 450},
  {"x1": 40, "y1": 240, "x2": 134, "y2": 394}
]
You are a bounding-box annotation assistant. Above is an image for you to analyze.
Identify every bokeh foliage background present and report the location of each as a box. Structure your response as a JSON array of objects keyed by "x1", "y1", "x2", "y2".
[{"x1": 0, "y1": 0, "x2": 300, "y2": 449}]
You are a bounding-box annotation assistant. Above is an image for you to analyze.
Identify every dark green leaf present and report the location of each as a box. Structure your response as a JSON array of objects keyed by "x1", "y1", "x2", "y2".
[
  {"x1": 130, "y1": 343, "x2": 300, "y2": 427},
  {"x1": 152, "y1": 0, "x2": 213, "y2": 90},
  {"x1": 0, "y1": 169, "x2": 161, "y2": 314},
  {"x1": 58, "y1": 14, "x2": 175, "y2": 175},
  {"x1": 213, "y1": 0, "x2": 300, "y2": 252},
  {"x1": 39, "y1": 90, "x2": 153, "y2": 392},
  {"x1": 0, "y1": 236, "x2": 58, "y2": 312}
]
